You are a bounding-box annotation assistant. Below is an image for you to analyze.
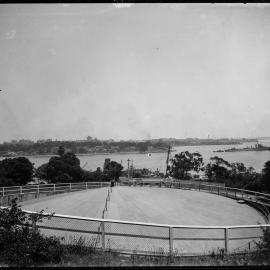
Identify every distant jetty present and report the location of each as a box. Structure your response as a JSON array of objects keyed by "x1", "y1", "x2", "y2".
[{"x1": 214, "y1": 143, "x2": 270, "y2": 153}]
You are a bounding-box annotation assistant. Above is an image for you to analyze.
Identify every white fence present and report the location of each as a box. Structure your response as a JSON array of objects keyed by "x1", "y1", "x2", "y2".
[
  {"x1": 2, "y1": 208, "x2": 269, "y2": 256},
  {"x1": 1, "y1": 180, "x2": 270, "y2": 256},
  {"x1": 0, "y1": 181, "x2": 110, "y2": 206}
]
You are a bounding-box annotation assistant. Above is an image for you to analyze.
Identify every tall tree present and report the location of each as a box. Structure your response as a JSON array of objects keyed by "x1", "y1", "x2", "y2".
[
  {"x1": 261, "y1": 161, "x2": 270, "y2": 192},
  {"x1": 103, "y1": 159, "x2": 123, "y2": 181},
  {"x1": 205, "y1": 156, "x2": 231, "y2": 182},
  {"x1": 169, "y1": 151, "x2": 204, "y2": 179}
]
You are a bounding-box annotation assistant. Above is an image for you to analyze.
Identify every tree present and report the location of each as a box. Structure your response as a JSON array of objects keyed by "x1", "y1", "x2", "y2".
[
  {"x1": 103, "y1": 159, "x2": 123, "y2": 181},
  {"x1": 227, "y1": 163, "x2": 260, "y2": 189},
  {"x1": 0, "y1": 157, "x2": 34, "y2": 186},
  {"x1": 109, "y1": 161, "x2": 123, "y2": 181},
  {"x1": 36, "y1": 151, "x2": 83, "y2": 183},
  {"x1": 0, "y1": 163, "x2": 15, "y2": 186},
  {"x1": 57, "y1": 146, "x2": 65, "y2": 157},
  {"x1": 261, "y1": 161, "x2": 270, "y2": 192},
  {"x1": 35, "y1": 163, "x2": 49, "y2": 180},
  {"x1": 205, "y1": 156, "x2": 231, "y2": 182},
  {"x1": 169, "y1": 151, "x2": 204, "y2": 179}
]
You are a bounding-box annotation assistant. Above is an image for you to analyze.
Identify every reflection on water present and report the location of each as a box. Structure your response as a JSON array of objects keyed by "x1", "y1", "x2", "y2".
[{"x1": 2, "y1": 140, "x2": 268, "y2": 173}]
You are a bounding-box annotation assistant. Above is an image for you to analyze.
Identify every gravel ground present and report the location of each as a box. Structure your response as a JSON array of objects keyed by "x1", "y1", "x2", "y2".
[{"x1": 20, "y1": 186, "x2": 266, "y2": 255}]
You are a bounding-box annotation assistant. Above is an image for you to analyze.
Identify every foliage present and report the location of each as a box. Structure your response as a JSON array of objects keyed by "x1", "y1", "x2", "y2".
[
  {"x1": 205, "y1": 156, "x2": 231, "y2": 182},
  {"x1": 36, "y1": 147, "x2": 84, "y2": 183},
  {"x1": 205, "y1": 157, "x2": 262, "y2": 190},
  {"x1": 256, "y1": 226, "x2": 270, "y2": 250},
  {"x1": 82, "y1": 168, "x2": 109, "y2": 182},
  {"x1": 261, "y1": 161, "x2": 270, "y2": 193},
  {"x1": 0, "y1": 157, "x2": 34, "y2": 186},
  {"x1": 57, "y1": 145, "x2": 65, "y2": 156},
  {"x1": 103, "y1": 159, "x2": 123, "y2": 181},
  {"x1": 169, "y1": 151, "x2": 204, "y2": 179},
  {"x1": 0, "y1": 198, "x2": 63, "y2": 266},
  {"x1": 227, "y1": 163, "x2": 261, "y2": 190}
]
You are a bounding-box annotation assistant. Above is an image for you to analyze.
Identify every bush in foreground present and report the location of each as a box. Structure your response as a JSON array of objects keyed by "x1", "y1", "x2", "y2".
[{"x1": 0, "y1": 198, "x2": 63, "y2": 266}]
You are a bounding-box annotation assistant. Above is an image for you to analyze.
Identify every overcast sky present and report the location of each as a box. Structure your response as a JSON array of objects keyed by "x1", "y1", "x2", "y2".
[{"x1": 0, "y1": 4, "x2": 269, "y2": 142}]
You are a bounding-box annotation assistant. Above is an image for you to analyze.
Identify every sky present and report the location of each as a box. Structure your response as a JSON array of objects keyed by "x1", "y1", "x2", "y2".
[{"x1": 0, "y1": 3, "x2": 270, "y2": 142}]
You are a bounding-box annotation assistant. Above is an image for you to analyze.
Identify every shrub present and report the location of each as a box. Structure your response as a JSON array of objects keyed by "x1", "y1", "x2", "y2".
[
  {"x1": 0, "y1": 198, "x2": 63, "y2": 266},
  {"x1": 256, "y1": 226, "x2": 270, "y2": 250}
]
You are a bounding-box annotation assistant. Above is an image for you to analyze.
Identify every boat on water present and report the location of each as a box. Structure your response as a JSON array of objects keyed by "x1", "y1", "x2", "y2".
[{"x1": 214, "y1": 143, "x2": 270, "y2": 153}]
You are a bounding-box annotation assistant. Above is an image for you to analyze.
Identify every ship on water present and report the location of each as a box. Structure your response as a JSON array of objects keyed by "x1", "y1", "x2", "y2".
[{"x1": 214, "y1": 141, "x2": 270, "y2": 153}]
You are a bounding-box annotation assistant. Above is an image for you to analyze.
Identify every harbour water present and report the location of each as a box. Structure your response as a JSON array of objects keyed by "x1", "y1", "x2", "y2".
[{"x1": 5, "y1": 140, "x2": 269, "y2": 173}]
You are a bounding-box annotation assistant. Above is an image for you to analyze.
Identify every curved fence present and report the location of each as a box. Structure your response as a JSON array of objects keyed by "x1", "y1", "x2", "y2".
[
  {"x1": 1, "y1": 179, "x2": 270, "y2": 256},
  {"x1": 0, "y1": 181, "x2": 110, "y2": 206},
  {"x1": 3, "y1": 207, "x2": 269, "y2": 257}
]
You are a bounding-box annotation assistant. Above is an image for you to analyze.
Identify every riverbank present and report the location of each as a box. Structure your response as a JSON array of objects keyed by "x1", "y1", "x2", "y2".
[{"x1": 0, "y1": 149, "x2": 175, "y2": 159}]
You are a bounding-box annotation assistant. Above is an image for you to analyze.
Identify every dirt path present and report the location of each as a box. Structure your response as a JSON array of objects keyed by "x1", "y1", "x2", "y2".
[{"x1": 21, "y1": 187, "x2": 109, "y2": 218}]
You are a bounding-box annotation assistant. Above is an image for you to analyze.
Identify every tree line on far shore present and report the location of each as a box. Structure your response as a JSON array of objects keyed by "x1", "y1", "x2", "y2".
[
  {"x1": 168, "y1": 151, "x2": 270, "y2": 193},
  {"x1": 0, "y1": 147, "x2": 269, "y2": 194}
]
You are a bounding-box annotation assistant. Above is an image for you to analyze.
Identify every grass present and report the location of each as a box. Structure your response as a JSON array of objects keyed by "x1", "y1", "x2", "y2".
[
  {"x1": 40, "y1": 234, "x2": 270, "y2": 267},
  {"x1": 42, "y1": 248, "x2": 270, "y2": 267}
]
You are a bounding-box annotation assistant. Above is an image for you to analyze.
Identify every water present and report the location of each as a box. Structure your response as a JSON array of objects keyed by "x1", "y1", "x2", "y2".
[{"x1": 2, "y1": 140, "x2": 269, "y2": 173}]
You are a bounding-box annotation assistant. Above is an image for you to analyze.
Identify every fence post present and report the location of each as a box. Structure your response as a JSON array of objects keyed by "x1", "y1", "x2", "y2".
[
  {"x1": 70, "y1": 183, "x2": 72, "y2": 192},
  {"x1": 226, "y1": 187, "x2": 228, "y2": 197},
  {"x1": 20, "y1": 186, "x2": 23, "y2": 195},
  {"x1": 101, "y1": 221, "x2": 105, "y2": 251},
  {"x1": 53, "y1": 184, "x2": 56, "y2": 193},
  {"x1": 86, "y1": 182, "x2": 88, "y2": 190},
  {"x1": 224, "y1": 227, "x2": 229, "y2": 254},
  {"x1": 2, "y1": 187, "x2": 4, "y2": 196},
  {"x1": 37, "y1": 185, "x2": 39, "y2": 194},
  {"x1": 31, "y1": 215, "x2": 37, "y2": 234},
  {"x1": 169, "y1": 226, "x2": 173, "y2": 257}
]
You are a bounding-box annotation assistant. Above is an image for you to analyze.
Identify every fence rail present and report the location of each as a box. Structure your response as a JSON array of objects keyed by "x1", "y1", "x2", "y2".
[
  {"x1": 1, "y1": 180, "x2": 270, "y2": 256},
  {"x1": 0, "y1": 181, "x2": 110, "y2": 206},
  {"x1": 1, "y1": 206, "x2": 269, "y2": 257}
]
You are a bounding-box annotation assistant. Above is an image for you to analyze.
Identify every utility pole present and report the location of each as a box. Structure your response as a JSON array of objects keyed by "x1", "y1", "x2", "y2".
[
  {"x1": 131, "y1": 160, "x2": 133, "y2": 179},
  {"x1": 127, "y1": 159, "x2": 130, "y2": 182},
  {"x1": 165, "y1": 145, "x2": 171, "y2": 178}
]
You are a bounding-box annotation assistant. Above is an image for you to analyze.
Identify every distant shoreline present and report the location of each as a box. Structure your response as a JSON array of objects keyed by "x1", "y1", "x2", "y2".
[{"x1": 0, "y1": 150, "x2": 170, "y2": 158}]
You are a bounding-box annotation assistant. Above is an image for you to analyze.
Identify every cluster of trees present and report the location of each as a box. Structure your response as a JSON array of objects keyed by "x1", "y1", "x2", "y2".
[
  {"x1": 0, "y1": 147, "x2": 124, "y2": 186},
  {"x1": 169, "y1": 151, "x2": 204, "y2": 179},
  {"x1": 168, "y1": 151, "x2": 270, "y2": 193},
  {"x1": 0, "y1": 157, "x2": 34, "y2": 186},
  {"x1": 36, "y1": 147, "x2": 123, "y2": 183},
  {"x1": 0, "y1": 147, "x2": 269, "y2": 194}
]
